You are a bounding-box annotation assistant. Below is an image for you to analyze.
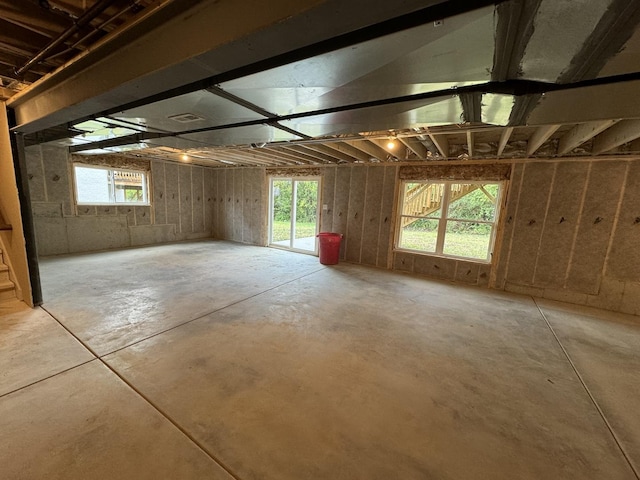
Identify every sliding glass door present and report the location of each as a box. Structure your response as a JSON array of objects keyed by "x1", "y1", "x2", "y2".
[{"x1": 269, "y1": 177, "x2": 320, "y2": 253}]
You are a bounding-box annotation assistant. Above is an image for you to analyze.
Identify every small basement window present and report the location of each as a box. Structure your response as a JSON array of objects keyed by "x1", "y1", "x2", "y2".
[
  {"x1": 396, "y1": 181, "x2": 502, "y2": 262},
  {"x1": 74, "y1": 164, "x2": 149, "y2": 205}
]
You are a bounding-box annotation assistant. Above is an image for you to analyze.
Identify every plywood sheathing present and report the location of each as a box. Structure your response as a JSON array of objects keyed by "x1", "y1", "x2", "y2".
[
  {"x1": 399, "y1": 164, "x2": 511, "y2": 181},
  {"x1": 265, "y1": 167, "x2": 322, "y2": 177}
]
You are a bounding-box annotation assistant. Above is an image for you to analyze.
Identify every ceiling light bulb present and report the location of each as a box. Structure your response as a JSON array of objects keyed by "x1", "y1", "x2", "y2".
[
  {"x1": 387, "y1": 139, "x2": 396, "y2": 150},
  {"x1": 181, "y1": 153, "x2": 189, "y2": 161}
]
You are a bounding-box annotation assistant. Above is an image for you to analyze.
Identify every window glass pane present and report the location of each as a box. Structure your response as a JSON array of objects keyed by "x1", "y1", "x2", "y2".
[
  {"x1": 113, "y1": 170, "x2": 147, "y2": 203},
  {"x1": 294, "y1": 181, "x2": 318, "y2": 240},
  {"x1": 447, "y1": 183, "x2": 498, "y2": 221},
  {"x1": 402, "y1": 182, "x2": 444, "y2": 218},
  {"x1": 75, "y1": 166, "x2": 110, "y2": 203},
  {"x1": 442, "y1": 220, "x2": 492, "y2": 260},
  {"x1": 271, "y1": 180, "x2": 292, "y2": 243},
  {"x1": 399, "y1": 218, "x2": 438, "y2": 252}
]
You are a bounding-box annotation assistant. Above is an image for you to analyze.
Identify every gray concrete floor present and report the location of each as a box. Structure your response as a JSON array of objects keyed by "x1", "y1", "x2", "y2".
[{"x1": 1, "y1": 240, "x2": 639, "y2": 479}]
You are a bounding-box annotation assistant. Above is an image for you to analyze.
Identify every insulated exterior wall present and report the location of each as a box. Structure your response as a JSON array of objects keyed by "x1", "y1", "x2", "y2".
[
  {"x1": 504, "y1": 162, "x2": 555, "y2": 286},
  {"x1": 345, "y1": 167, "x2": 366, "y2": 263},
  {"x1": 26, "y1": 150, "x2": 640, "y2": 316},
  {"x1": 317, "y1": 165, "x2": 395, "y2": 267},
  {"x1": 191, "y1": 166, "x2": 205, "y2": 234},
  {"x1": 25, "y1": 146, "x2": 213, "y2": 256},
  {"x1": 151, "y1": 161, "x2": 167, "y2": 225},
  {"x1": 360, "y1": 167, "x2": 385, "y2": 266},
  {"x1": 164, "y1": 163, "x2": 180, "y2": 231},
  {"x1": 320, "y1": 166, "x2": 335, "y2": 233},
  {"x1": 498, "y1": 159, "x2": 640, "y2": 315},
  {"x1": 212, "y1": 168, "x2": 266, "y2": 245},
  {"x1": 532, "y1": 162, "x2": 589, "y2": 288},
  {"x1": 606, "y1": 161, "x2": 640, "y2": 282},
  {"x1": 178, "y1": 165, "x2": 193, "y2": 235},
  {"x1": 564, "y1": 161, "x2": 626, "y2": 293},
  {"x1": 331, "y1": 167, "x2": 351, "y2": 260}
]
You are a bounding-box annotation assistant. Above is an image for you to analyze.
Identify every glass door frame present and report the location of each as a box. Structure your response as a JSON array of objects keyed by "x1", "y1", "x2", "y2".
[{"x1": 268, "y1": 176, "x2": 322, "y2": 255}]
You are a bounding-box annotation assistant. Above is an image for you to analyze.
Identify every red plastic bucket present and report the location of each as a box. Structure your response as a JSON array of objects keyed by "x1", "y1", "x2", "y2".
[{"x1": 317, "y1": 232, "x2": 343, "y2": 265}]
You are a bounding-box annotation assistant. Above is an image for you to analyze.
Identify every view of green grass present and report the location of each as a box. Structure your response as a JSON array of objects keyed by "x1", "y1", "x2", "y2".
[
  {"x1": 271, "y1": 221, "x2": 316, "y2": 242},
  {"x1": 400, "y1": 229, "x2": 491, "y2": 260}
]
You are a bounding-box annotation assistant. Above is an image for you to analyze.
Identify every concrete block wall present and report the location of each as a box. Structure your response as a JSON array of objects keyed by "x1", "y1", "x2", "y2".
[
  {"x1": 496, "y1": 160, "x2": 640, "y2": 316},
  {"x1": 25, "y1": 145, "x2": 213, "y2": 256}
]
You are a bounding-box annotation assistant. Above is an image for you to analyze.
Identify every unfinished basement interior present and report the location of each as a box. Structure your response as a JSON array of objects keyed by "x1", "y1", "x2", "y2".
[{"x1": 1, "y1": 1, "x2": 639, "y2": 479}]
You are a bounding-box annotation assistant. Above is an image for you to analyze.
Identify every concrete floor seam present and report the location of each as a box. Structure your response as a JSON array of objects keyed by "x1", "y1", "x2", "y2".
[
  {"x1": 97, "y1": 266, "x2": 327, "y2": 358},
  {"x1": 41, "y1": 305, "x2": 101, "y2": 358},
  {"x1": 0, "y1": 358, "x2": 96, "y2": 400},
  {"x1": 533, "y1": 298, "x2": 640, "y2": 480},
  {"x1": 41, "y1": 303, "x2": 244, "y2": 480},
  {"x1": 97, "y1": 360, "x2": 244, "y2": 480}
]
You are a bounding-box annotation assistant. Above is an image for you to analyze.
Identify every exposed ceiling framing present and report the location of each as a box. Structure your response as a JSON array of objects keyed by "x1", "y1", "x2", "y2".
[
  {"x1": 0, "y1": 0, "x2": 158, "y2": 97},
  {"x1": 6, "y1": 0, "x2": 640, "y2": 168}
]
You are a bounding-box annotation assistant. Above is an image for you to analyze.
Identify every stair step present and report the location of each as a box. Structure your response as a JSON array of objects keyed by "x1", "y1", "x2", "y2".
[
  {"x1": 0, "y1": 279, "x2": 16, "y2": 301},
  {"x1": 0, "y1": 264, "x2": 8, "y2": 282}
]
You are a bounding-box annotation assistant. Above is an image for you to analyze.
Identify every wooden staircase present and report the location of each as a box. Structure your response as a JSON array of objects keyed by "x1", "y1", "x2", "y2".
[
  {"x1": 0, "y1": 248, "x2": 16, "y2": 302},
  {"x1": 402, "y1": 183, "x2": 480, "y2": 227}
]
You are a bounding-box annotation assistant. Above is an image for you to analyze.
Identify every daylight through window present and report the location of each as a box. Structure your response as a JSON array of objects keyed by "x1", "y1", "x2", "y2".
[
  {"x1": 396, "y1": 181, "x2": 502, "y2": 262},
  {"x1": 74, "y1": 165, "x2": 149, "y2": 205}
]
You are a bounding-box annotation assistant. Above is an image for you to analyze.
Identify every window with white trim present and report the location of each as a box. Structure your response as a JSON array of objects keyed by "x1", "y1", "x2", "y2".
[
  {"x1": 396, "y1": 181, "x2": 502, "y2": 262},
  {"x1": 74, "y1": 164, "x2": 149, "y2": 205}
]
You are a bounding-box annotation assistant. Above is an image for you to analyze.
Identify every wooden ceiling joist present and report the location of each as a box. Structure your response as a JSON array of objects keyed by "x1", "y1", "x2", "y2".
[
  {"x1": 322, "y1": 142, "x2": 367, "y2": 162},
  {"x1": 278, "y1": 145, "x2": 331, "y2": 164},
  {"x1": 497, "y1": 126, "x2": 513, "y2": 157},
  {"x1": 591, "y1": 119, "x2": 640, "y2": 155},
  {"x1": 251, "y1": 147, "x2": 314, "y2": 165},
  {"x1": 526, "y1": 124, "x2": 560, "y2": 157},
  {"x1": 344, "y1": 139, "x2": 387, "y2": 162},
  {"x1": 556, "y1": 120, "x2": 617, "y2": 155},
  {"x1": 399, "y1": 136, "x2": 428, "y2": 158},
  {"x1": 214, "y1": 149, "x2": 283, "y2": 167},
  {"x1": 304, "y1": 144, "x2": 357, "y2": 163},
  {"x1": 289, "y1": 145, "x2": 341, "y2": 164},
  {"x1": 429, "y1": 134, "x2": 449, "y2": 158},
  {"x1": 370, "y1": 139, "x2": 407, "y2": 159}
]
